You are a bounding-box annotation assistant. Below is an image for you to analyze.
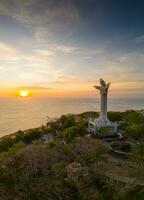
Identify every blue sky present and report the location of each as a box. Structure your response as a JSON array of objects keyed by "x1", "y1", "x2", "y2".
[{"x1": 0, "y1": 0, "x2": 144, "y2": 97}]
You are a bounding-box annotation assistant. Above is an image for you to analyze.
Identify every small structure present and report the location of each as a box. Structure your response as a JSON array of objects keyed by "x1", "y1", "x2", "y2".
[
  {"x1": 40, "y1": 133, "x2": 54, "y2": 144},
  {"x1": 88, "y1": 79, "x2": 117, "y2": 134}
]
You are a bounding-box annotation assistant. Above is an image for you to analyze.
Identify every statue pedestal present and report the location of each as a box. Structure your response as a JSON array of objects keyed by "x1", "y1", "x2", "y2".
[{"x1": 88, "y1": 117, "x2": 118, "y2": 134}]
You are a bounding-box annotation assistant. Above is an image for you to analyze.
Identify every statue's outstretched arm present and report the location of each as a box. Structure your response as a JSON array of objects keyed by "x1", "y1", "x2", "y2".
[
  {"x1": 94, "y1": 86, "x2": 101, "y2": 90},
  {"x1": 107, "y1": 82, "x2": 110, "y2": 88}
]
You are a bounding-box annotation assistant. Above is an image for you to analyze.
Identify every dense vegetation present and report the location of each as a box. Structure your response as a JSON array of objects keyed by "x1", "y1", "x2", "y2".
[{"x1": 0, "y1": 110, "x2": 143, "y2": 200}]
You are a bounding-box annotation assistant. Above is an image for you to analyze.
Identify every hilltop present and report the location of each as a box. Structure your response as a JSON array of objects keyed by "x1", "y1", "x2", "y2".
[{"x1": 0, "y1": 110, "x2": 144, "y2": 200}]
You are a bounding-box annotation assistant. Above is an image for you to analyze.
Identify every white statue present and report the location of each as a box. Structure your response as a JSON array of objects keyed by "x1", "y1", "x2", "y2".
[
  {"x1": 94, "y1": 79, "x2": 110, "y2": 121},
  {"x1": 88, "y1": 78, "x2": 117, "y2": 134}
]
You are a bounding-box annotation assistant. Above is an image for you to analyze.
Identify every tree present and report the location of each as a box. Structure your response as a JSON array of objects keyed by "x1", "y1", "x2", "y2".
[
  {"x1": 22, "y1": 128, "x2": 42, "y2": 144},
  {"x1": 63, "y1": 124, "x2": 86, "y2": 143},
  {"x1": 130, "y1": 141, "x2": 144, "y2": 165},
  {"x1": 79, "y1": 111, "x2": 99, "y2": 118},
  {"x1": 14, "y1": 130, "x2": 24, "y2": 143},
  {"x1": 108, "y1": 111, "x2": 123, "y2": 122},
  {"x1": 70, "y1": 137, "x2": 109, "y2": 165},
  {"x1": 66, "y1": 162, "x2": 102, "y2": 200},
  {"x1": 0, "y1": 137, "x2": 14, "y2": 152},
  {"x1": 125, "y1": 125, "x2": 144, "y2": 140},
  {"x1": 59, "y1": 114, "x2": 76, "y2": 129},
  {"x1": 123, "y1": 110, "x2": 144, "y2": 125}
]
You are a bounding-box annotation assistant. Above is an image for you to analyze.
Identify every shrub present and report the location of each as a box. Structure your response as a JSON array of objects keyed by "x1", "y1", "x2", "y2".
[
  {"x1": 119, "y1": 121, "x2": 129, "y2": 130},
  {"x1": 59, "y1": 114, "x2": 76, "y2": 129},
  {"x1": 14, "y1": 130, "x2": 24, "y2": 143},
  {"x1": 125, "y1": 125, "x2": 144, "y2": 140},
  {"x1": 123, "y1": 110, "x2": 144, "y2": 125},
  {"x1": 130, "y1": 141, "x2": 144, "y2": 164},
  {"x1": 0, "y1": 142, "x2": 26, "y2": 160},
  {"x1": 0, "y1": 137, "x2": 14, "y2": 152},
  {"x1": 79, "y1": 111, "x2": 99, "y2": 118},
  {"x1": 63, "y1": 124, "x2": 86, "y2": 143},
  {"x1": 22, "y1": 128, "x2": 42, "y2": 144},
  {"x1": 52, "y1": 160, "x2": 67, "y2": 178},
  {"x1": 70, "y1": 137, "x2": 109, "y2": 165},
  {"x1": 108, "y1": 112, "x2": 123, "y2": 122},
  {"x1": 98, "y1": 127, "x2": 111, "y2": 138}
]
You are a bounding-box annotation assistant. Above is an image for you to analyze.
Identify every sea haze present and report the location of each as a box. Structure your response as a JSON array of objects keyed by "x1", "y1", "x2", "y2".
[{"x1": 0, "y1": 97, "x2": 144, "y2": 137}]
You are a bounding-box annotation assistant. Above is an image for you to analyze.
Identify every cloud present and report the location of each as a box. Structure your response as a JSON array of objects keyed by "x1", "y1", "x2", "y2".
[
  {"x1": 0, "y1": 42, "x2": 22, "y2": 62},
  {"x1": 33, "y1": 44, "x2": 104, "y2": 57},
  {"x1": 0, "y1": 40, "x2": 63, "y2": 86},
  {"x1": 0, "y1": 0, "x2": 79, "y2": 41},
  {"x1": 33, "y1": 45, "x2": 77, "y2": 55},
  {"x1": 16, "y1": 85, "x2": 51, "y2": 91},
  {"x1": 118, "y1": 52, "x2": 144, "y2": 67},
  {"x1": 53, "y1": 45, "x2": 78, "y2": 53},
  {"x1": 0, "y1": 42, "x2": 17, "y2": 53},
  {"x1": 33, "y1": 49, "x2": 55, "y2": 56},
  {"x1": 79, "y1": 48, "x2": 104, "y2": 59},
  {"x1": 57, "y1": 74, "x2": 80, "y2": 84},
  {"x1": 0, "y1": 41, "x2": 55, "y2": 64},
  {"x1": 134, "y1": 34, "x2": 144, "y2": 44}
]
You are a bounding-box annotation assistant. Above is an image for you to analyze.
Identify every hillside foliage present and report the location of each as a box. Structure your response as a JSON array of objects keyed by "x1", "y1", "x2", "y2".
[{"x1": 0, "y1": 111, "x2": 143, "y2": 199}]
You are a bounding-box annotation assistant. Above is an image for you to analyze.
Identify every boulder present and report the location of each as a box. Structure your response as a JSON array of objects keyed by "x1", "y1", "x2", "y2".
[{"x1": 111, "y1": 141, "x2": 132, "y2": 152}]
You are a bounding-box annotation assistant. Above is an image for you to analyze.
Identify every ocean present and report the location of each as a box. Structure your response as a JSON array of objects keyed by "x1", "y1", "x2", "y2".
[{"x1": 0, "y1": 97, "x2": 144, "y2": 137}]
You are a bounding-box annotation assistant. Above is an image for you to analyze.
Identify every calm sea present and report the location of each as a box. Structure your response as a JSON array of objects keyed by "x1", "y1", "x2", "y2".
[{"x1": 0, "y1": 97, "x2": 144, "y2": 137}]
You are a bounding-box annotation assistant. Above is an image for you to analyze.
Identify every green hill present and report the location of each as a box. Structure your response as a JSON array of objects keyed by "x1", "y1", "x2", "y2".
[{"x1": 0, "y1": 111, "x2": 144, "y2": 200}]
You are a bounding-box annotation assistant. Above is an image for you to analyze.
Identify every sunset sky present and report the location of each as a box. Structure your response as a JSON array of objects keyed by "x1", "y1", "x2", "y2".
[{"x1": 0, "y1": 0, "x2": 144, "y2": 97}]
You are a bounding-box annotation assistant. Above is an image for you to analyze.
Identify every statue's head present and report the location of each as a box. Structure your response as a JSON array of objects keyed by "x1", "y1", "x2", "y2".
[{"x1": 94, "y1": 79, "x2": 110, "y2": 95}]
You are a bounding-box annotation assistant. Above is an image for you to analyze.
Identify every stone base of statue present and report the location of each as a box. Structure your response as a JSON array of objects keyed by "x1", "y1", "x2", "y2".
[
  {"x1": 88, "y1": 79, "x2": 118, "y2": 135},
  {"x1": 88, "y1": 117, "x2": 118, "y2": 134}
]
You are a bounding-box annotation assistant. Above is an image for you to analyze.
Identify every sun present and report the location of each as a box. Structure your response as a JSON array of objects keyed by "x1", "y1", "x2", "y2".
[{"x1": 19, "y1": 90, "x2": 30, "y2": 97}]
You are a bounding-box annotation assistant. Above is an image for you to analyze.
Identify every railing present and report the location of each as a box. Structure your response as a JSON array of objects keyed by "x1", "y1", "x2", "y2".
[{"x1": 104, "y1": 172, "x2": 144, "y2": 186}]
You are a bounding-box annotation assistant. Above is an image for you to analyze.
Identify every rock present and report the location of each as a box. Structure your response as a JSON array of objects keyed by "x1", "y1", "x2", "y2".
[
  {"x1": 111, "y1": 141, "x2": 132, "y2": 152},
  {"x1": 104, "y1": 138, "x2": 119, "y2": 143},
  {"x1": 40, "y1": 133, "x2": 54, "y2": 144}
]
